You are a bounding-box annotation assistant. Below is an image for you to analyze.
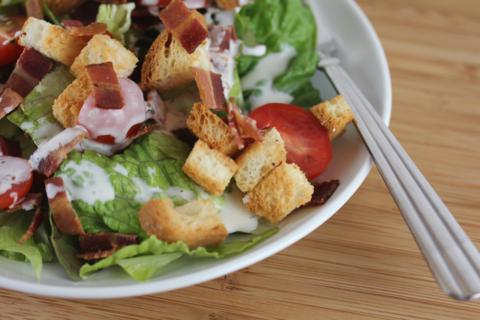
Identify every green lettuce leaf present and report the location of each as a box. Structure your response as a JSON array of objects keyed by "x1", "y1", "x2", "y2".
[
  {"x1": 235, "y1": 0, "x2": 320, "y2": 108},
  {"x1": 96, "y1": 3, "x2": 135, "y2": 43},
  {"x1": 7, "y1": 66, "x2": 74, "y2": 145},
  {"x1": 80, "y1": 227, "x2": 278, "y2": 281},
  {"x1": 0, "y1": 212, "x2": 43, "y2": 279},
  {"x1": 56, "y1": 131, "x2": 204, "y2": 234}
]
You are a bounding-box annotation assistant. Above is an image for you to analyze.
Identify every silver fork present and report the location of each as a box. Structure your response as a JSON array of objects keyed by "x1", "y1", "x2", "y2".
[{"x1": 318, "y1": 40, "x2": 480, "y2": 301}]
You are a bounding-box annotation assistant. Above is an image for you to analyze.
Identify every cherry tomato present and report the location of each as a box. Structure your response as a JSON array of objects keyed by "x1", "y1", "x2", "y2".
[
  {"x1": 250, "y1": 103, "x2": 333, "y2": 180},
  {"x1": 0, "y1": 156, "x2": 33, "y2": 209},
  {"x1": 0, "y1": 17, "x2": 26, "y2": 66}
]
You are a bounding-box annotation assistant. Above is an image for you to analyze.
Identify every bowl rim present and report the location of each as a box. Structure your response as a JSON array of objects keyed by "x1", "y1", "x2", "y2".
[{"x1": 0, "y1": 0, "x2": 392, "y2": 299}]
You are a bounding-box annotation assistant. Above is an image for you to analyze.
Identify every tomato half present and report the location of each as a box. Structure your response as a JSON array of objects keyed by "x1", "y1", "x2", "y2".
[
  {"x1": 250, "y1": 103, "x2": 332, "y2": 180},
  {"x1": 0, "y1": 17, "x2": 25, "y2": 66},
  {"x1": 0, "y1": 156, "x2": 33, "y2": 209}
]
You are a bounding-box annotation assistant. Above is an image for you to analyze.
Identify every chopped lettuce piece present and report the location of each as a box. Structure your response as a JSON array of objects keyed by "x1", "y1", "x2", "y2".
[
  {"x1": 80, "y1": 227, "x2": 278, "y2": 281},
  {"x1": 56, "y1": 131, "x2": 204, "y2": 235},
  {"x1": 0, "y1": 211, "x2": 43, "y2": 279},
  {"x1": 96, "y1": 3, "x2": 135, "y2": 43},
  {"x1": 8, "y1": 66, "x2": 74, "y2": 145},
  {"x1": 235, "y1": 0, "x2": 320, "y2": 108}
]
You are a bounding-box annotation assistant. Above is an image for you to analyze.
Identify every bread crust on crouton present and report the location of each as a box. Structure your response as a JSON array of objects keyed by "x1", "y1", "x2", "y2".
[
  {"x1": 18, "y1": 17, "x2": 89, "y2": 66},
  {"x1": 141, "y1": 30, "x2": 211, "y2": 92},
  {"x1": 70, "y1": 34, "x2": 138, "y2": 78},
  {"x1": 245, "y1": 163, "x2": 313, "y2": 224},
  {"x1": 186, "y1": 103, "x2": 237, "y2": 156},
  {"x1": 43, "y1": 0, "x2": 86, "y2": 15},
  {"x1": 310, "y1": 95, "x2": 354, "y2": 140},
  {"x1": 139, "y1": 198, "x2": 227, "y2": 248},
  {"x1": 183, "y1": 140, "x2": 238, "y2": 195},
  {"x1": 235, "y1": 128, "x2": 286, "y2": 193},
  {"x1": 52, "y1": 75, "x2": 92, "y2": 128}
]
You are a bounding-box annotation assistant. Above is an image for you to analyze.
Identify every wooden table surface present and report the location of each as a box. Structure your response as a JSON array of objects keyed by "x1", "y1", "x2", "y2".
[{"x1": 2, "y1": 0, "x2": 480, "y2": 319}]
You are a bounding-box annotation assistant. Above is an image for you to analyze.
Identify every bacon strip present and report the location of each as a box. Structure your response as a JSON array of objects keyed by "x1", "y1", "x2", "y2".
[
  {"x1": 62, "y1": 19, "x2": 84, "y2": 28},
  {"x1": 305, "y1": 180, "x2": 340, "y2": 207},
  {"x1": 193, "y1": 68, "x2": 226, "y2": 110},
  {"x1": 226, "y1": 99, "x2": 263, "y2": 150},
  {"x1": 67, "y1": 22, "x2": 107, "y2": 38},
  {"x1": 209, "y1": 25, "x2": 236, "y2": 52},
  {"x1": 45, "y1": 177, "x2": 85, "y2": 235},
  {"x1": 25, "y1": 0, "x2": 44, "y2": 19},
  {"x1": 29, "y1": 126, "x2": 88, "y2": 177},
  {"x1": 18, "y1": 207, "x2": 43, "y2": 244},
  {"x1": 0, "y1": 88, "x2": 23, "y2": 120},
  {"x1": 86, "y1": 62, "x2": 124, "y2": 109},
  {"x1": 78, "y1": 232, "x2": 138, "y2": 260},
  {"x1": 77, "y1": 249, "x2": 117, "y2": 260},
  {"x1": 159, "y1": 0, "x2": 208, "y2": 53},
  {"x1": 5, "y1": 49, "x2": 54, "y2": 97}
]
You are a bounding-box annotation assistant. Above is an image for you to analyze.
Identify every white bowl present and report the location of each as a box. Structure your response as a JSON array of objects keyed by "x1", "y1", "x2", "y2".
[{"x1": 0, "y1": 0, "x2": 392, "y2": 299}]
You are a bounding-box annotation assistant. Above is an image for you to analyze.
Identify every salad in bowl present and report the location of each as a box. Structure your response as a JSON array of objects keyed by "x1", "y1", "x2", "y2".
[{"x1": 0, "y1": 0, "x2": 354, "y2": 282}]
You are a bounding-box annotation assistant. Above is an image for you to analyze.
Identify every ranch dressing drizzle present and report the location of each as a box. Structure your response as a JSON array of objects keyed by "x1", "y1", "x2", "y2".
[
  {"x1": 220, "y1": 190, "x2": 258, "y2": 234},
  {"x1": 241, "y1": 44, "x2": 297, "y2": 109}
]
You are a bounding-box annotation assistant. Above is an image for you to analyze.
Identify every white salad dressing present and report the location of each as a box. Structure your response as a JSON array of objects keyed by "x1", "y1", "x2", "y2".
[
  {"x1": 77, "y1": 138, "x2": 134, "y2": 156},
  {"x1": 59, "y1": 160, "x2": 115, "y2": 205},
  {"x1": 209, "y1": 38, "x2": 240, "y2": 99},
  {"x1": 205, "y1": 8, "x2": 236, "y2": 26},
  {"x1": 132, "y1": 177, "x2": 162, "y2": 204},
  {"x1": 166, "y1": 187, "x2": 195, "y2": 202},
  {"x1": 220, "y1": 190, "x2": 258, "y2": 234},
  {"x1": 45, "y1": 183, "x2": 64, "y2": 199},
  {"x1": 241, "y1": 44, "x2": 297, "y2": 109},
  {"x1": 241, "y1": 44, "x2": 267, "y2": 57},
  {"x1": 113, "y1": 164, "x2": 129, "y2": 176},
  {"x1": 0, "y1": 157, "x2": 32, "y2": 196}
]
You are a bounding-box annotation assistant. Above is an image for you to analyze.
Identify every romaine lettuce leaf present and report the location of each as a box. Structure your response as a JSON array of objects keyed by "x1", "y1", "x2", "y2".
[
  {"x1": 56, "y1": 131, "x2": 203, "y2": 235},
  {"x1": 235, "y1": 0, "x2": 320, "y2": 108},
  {"x1": 80, "y1": 227, "x2": 278, "y2": 281},
  {"x1": 96, "y1": 3, "x2": 135, "y2": 43},
  {"x1": 7, "y1": 66, "x2": 73, "y2": 145},
  {"x1": 0, "y1": 211, "x2": 43, "y2": 279}
]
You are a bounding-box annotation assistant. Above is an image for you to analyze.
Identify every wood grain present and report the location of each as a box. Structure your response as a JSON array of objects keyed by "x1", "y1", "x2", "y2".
[{"x1": 2, "y1": 0, "x2": 480, "y2": 319}]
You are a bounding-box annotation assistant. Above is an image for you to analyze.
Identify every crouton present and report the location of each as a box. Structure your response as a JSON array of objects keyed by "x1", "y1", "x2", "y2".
[
  {"x1": 141, "y1": 30, "x2": 211, "y2": 92},
  {"x1": 310, "y1": 95, "x2": 354, "y2": 140},
  {"x1": 139, "y1": 198, "x2": 227, "y2": 248},
  {"x1": 43, "y1": 0, "x2": 86, "y2": 15},
  {"x1": 182, "y1": 140, "x2": 238, "y2": 195},
  {"x1": 186, "y1": 103, "x2": 237, "y2": 156},
  {"x1": 18, "y1": 17, "x2": 89, "y2": 66},
  {"x1": 70, "y1": 34, "x2": 138, "y2": 78},
  {"x1": 234, "y1": 128, "x2": 286, "y2": 193},
  {"x1": 245, "y1": 163, "x2": 313, "y2": 224},
  {"x1": 215, "y1": 0, "x2": 241, "y2": 10},
  {"x1": 52, "y1": 75, "x2": 92, "y2": 128}
]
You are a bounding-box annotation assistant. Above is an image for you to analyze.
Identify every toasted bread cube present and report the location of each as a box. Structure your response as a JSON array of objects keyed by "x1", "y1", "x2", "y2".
[
  {"x1": 43, "y1": 0, "x2": 86, "y2": 15},
  {"x1": 234, "y1": 128, "x2": 286, "y2": 193},
  {"x1": 141, "y1": 30, "x2": 211, "y2": 92},
  {"x1": 186, "y1": 103, "x2": 237, "y2": 156},
  {"x1": 183, "y1": 140, "x2": 238, "y2": 195},
  {"x1": 245, "y1": 163, "x2": 313, "y2": 224},
  {"x1": 18, "y1": 17, "x2": 89, "y2": 66},
  {"x1": 139, "y1": 198, "x2": 227, "y2": 248},
  {"x1": 70, "y1": 34, "x2": 138, "y2": 78},
  {"x1": 52, "y1": 75, "x2": 92, "y2": 128},
  {"x1": 310, "y1": 95, "x2": 354, "y2": 140}
]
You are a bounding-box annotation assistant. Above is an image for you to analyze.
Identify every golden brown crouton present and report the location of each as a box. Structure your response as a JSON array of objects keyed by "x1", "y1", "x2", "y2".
[
  {"x1": 310, "y1": 95, "x2": 355, "y2": 140},
  {"x1": 186, "y1": 103, "x2": 237, "y2": 156},
  {"x1": 43, "y1": 0, "x2": 86, "y2": 15},
  {"x1": 245, "y1": 163, "x2": 313, "y2": 224},
  {"x1": 139, "y1": 198, "x2": 227, "y2": 248},
  {"x1": 234, "y1": 128, "x2": 286, "y2": 193},
  {"x1": 52, "y1": 75, "x2": 92, "y2": 128},
  {"x1": 182, "y1": 140, "x2": 238, "y2": 196},
  {"x1": 18, "y1": 17, "x2": 89, "y2": 66},
  {"x1": 140, "y1": 30, "x2": 211, "y2": 92},
  {"x1": 70, "y1": 34, "x2": 138, "y2": 78},
  {"x1": 215, "y1": 0, "x2": 241, "y2": 10}
]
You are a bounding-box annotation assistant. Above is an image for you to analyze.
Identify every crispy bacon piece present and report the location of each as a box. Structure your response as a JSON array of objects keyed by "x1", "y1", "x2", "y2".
[
  {"x1": 0, "y1": 137, "x2": 8, "y2": 156},
  {"x1": 193, "y1": 68, "x2": 226, "y2": 110},
  {"x1": 226, "y1": 99, "x2": 263, "y2": 150},
  {"x1": 18, "y1": 207, "x2": 44, "y2": 244},
  {"x1": 305, "y1": 180, "x2": 340, "y2": 207},
  {"x1": 86, "y1": 62, "x2": 124, "y2": 109},
  {"x1": 67, "y1": 22, "x2": 107, "y2": 38},
  {"x1": 0, "y1": 88, "x2": 23, "y2": 120},
  {"x1": 159, "y1": 0, "x2": 208, "y2": 53},
  {"x1": 29, "y1": 126, "x2": 88, "y2": 177},
  {"x1": 5, "y1": 49, "x2": 54, "y2": 97},
  {"x1": 209, "y1": 25, "x2": 236, "y2": 52},
  {"x1": 45, "y1": 177, "x2": 85, "y2": 235},
  {"x1": 25, "y1": 0, "x2": 44, "y2": 19},
  {"x1": 62, "y1": 19, "x2": 84, "y2": 28},
  {"x1": 78, "y1": 232, "x2": 138, "y2": 260}
]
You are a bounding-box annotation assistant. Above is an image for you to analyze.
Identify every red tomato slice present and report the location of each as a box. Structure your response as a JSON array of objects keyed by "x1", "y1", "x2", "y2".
[
  {"x1": 0, "y1": 156, "x2": 33, "y2": 209},
  {"x1": 0, "y1": 17, "x2": 25, "y2": 67},
  {"x1": 250, "y1": 103, "x2": 332, "y2": 180}
]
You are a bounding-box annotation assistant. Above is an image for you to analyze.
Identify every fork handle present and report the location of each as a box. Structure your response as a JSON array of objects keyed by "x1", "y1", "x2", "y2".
[{"x1": 324, "y1": 64, "x2": 480, "y2": 301}]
